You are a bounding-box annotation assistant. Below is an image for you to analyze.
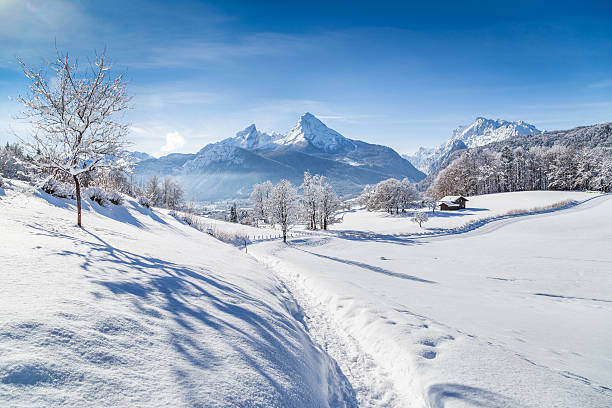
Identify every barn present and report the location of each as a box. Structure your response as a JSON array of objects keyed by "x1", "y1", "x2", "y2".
[{"x1": 439, "y1": 195, "x2": 469, "y2": 210}]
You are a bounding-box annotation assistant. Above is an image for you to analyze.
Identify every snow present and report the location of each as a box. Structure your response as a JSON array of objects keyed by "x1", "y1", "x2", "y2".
[
  {"x1": 0, "y1": 180, "x2": 356, "y2": 407},
  {"x1": 406, "y1": 117, "x2": 541, "y2": 174},
  {"x1": 278, "y1": 112, "x2": 354, "y2": 153},
  {"x1": 249, "y1": 192, "x2": 612, "y2": 407},
  {"x1": 221, "y1": 124, "x2": 283, "y2": 150},
  {"x1": 334, "y1": 191, "x2": 598, "y2": 236},
  {"x1": 3, "y1": 180, "x2": 610, "y2": 407},
  {"x1": 219, "y1": 113, "x2": 353, "y2": 154},
  {"x1": 451, "y1": 117, "x2": 541, "y2": 149},
  {"x1": 439, "y1": 195, "x2": 466, "y2": 202},
  {"x1": 186, "y1": 143, "x2": 244, "y2": 167}
]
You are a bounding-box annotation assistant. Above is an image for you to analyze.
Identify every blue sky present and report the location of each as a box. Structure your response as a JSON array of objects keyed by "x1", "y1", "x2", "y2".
[{"x1": 1, "y1": 0, "x2": 611, "y2": 156}]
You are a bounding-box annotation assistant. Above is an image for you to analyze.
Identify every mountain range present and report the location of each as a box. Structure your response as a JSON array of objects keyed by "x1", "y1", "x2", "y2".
[
  {"x1": 134, "y1": 113, "x2": 425, "y2": 201},
  {"x1": 405, "y1": 117, "x2": 541, "y2": 175}
]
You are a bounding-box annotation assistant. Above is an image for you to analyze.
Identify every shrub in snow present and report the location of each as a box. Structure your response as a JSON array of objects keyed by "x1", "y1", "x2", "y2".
[
  {"x1": 137, "y1": 196, "x2": 151, "y2": 208},
  {"x1": 84, "y1": 187, "x2": 109, "y2": 206},
  {"x1": 106, "y1": 190, "x2": 123, "y2": 205},
  {"x1": 0, "y1": 175, "x2": 3, "y2": 187},
  {"x1": 41, "y1": 177, "x2": 76, "y2": 199}
]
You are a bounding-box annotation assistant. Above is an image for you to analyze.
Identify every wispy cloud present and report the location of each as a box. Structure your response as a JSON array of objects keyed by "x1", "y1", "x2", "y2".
[{"x1": 127, "y1": 32, "x2": 315, "y2": 69}]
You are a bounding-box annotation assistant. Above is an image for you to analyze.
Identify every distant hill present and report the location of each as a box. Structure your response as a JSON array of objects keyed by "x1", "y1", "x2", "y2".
[{"x1": 134, "y1": 113, "x2": 425, "y2": 201}]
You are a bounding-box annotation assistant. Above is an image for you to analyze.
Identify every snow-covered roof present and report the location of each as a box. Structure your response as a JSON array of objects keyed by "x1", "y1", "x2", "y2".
[
  {"x1": 439, "y1": 201, "x2": 461, "y2": 208},
  {"x1": 440, "y1": 195, "x2": 468, "y2": 203}
]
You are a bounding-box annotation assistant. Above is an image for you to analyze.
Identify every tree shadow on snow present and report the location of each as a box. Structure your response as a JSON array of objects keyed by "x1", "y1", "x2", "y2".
[
  {"x1": 124, "y1": 199, "x2": 169, "y2": 225},
  {"x1": 328, "y1": 230, "x2": 423, "y2": 246},
  {"x1": 429, "y1": 208, "x2": 488, "y2": 219},
  {"x1": 290, "y1": 245, "x2": 436, "y2": 284},
  {"x1": 26, "y1": 223, "x2": 358, "y2": 407},
  {"x1": 35, "y1": 190, "x2": 170, "y2": 230}
]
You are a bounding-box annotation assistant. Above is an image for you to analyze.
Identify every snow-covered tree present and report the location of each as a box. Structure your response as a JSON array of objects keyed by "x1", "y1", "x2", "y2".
[
  {"x1": 301, "y1": 171, "x2": 321, "y2": 230},
  {"x1": 249, "y1": 180, "x2": 273, "y2": 225},
  {"x1": 18, "y1": 49, "x2": 130, "y2": 226},
  {"x1": 269, "y1": 179, "x2": 299, "y2": 242},
  {"x1": 423, "y1": 197, "x2": 437, "y2": 214},
  {"x1": 359, "y1": 178, "x2": 420, "y2": 214},
  {"x1": 145, "y1": 175, "x2": 161, "y2": 206},
  {"x1": 428, "y1": 143, "x2": 612, "y2": 196},
  {"x1": 398, "y1": 178, "x2": 420, "y2": 212},
  {"x1": 161, "y1": 176, "x2": 184, "y2": 209},
  {"x1": 0, "y1": 143, "x2": 30, "y2": 180},
  {"x1": 411, "y1": 211, "x2": 429, "y2": 228},
  {"x1": 229, "y1": 202, "x2": 238, "y2": 223},
  {"x1": 317, "y1": 180, "x2": 342, "y2": 230}
]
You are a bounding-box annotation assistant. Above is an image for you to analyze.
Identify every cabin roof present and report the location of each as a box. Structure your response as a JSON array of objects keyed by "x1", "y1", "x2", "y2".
[
  {"x1": 439, "y1": 201, "x2": 461, "y2": 208},
  {"x1": 440, "y1": 195, "x2": 469, "y2": 202}
]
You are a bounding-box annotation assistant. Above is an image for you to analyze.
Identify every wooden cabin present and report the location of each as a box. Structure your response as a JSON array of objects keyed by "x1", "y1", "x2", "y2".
[{"x1": 439, "y1": 195, "x2": 469, "y2": 210}]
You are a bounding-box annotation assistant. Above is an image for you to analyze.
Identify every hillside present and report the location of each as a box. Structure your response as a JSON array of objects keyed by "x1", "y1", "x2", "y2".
[
  {"x1": 134, "y1": 113, "x2": 425, "y2": 201},
  {"x1": 0, "y1": 180, "x2": 356, "y2": 407}
]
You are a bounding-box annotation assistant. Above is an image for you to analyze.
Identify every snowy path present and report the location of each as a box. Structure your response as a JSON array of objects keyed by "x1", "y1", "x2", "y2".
[
  {"x1": 249, "y1": 194, "x2": 612, "y2": 408},
  {"x1": 255, "y1": 248, "x2": 407, "y2": 407}
]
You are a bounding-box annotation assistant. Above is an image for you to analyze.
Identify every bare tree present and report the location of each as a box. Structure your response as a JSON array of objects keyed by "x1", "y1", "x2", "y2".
[{"x1": 18, "y1": 49, "x2": 130, "y2": 226}]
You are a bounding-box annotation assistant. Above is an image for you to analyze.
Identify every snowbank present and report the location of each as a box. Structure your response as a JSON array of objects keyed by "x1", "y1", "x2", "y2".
[{"x1": 0, "y1": 181, "x2": 356, "y2": 407}]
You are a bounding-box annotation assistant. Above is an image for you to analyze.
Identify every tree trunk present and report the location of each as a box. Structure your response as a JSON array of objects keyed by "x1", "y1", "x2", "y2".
[{"x1": 73, "y1": 174, "x2": 82, "y2": 227}]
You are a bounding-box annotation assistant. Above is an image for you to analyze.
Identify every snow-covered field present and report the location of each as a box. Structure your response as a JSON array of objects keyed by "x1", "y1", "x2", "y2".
[
  {"x1": 1, "y1": 180, "x2": 610, "y2": 407},
  {"x1": 333, "y1": 191, "x2": 599, "y2": 236},
  {"x1": 249, "y1": 192, "x2": 612, "y2": 407},
  {"x1": 0, "y1": 180, "x2": 356, "y2": 407}
]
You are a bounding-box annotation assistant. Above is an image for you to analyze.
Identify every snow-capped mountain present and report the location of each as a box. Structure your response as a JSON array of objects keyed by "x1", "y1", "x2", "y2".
[
  {"x1": 221, "y1": 113, "x2": 356, "y2": 154},
  {"x1": 134, "y1": 113, "x2": 425, "y2": 201},
  {"x1": 220, "y1": 124, "x2": 282, "y2": 150},
  {"x1": 276, "y1": 112, "x2": 356, "y2": 153},
  {"x1": 452, "y1": 117, "x2": 540, "y2": 148},
  {"x1": 406, "y1": 117, "x2": 541, "y2": 174}
]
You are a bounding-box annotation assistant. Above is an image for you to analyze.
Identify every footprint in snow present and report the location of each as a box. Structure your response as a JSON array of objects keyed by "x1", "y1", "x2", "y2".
[{"x1": 420, "y1": 350, "x2": 437, "y2": 359}]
